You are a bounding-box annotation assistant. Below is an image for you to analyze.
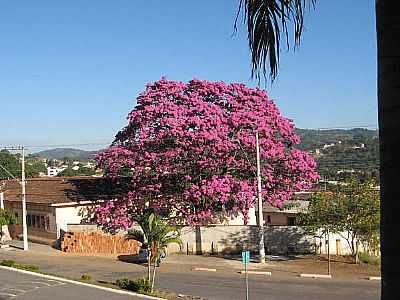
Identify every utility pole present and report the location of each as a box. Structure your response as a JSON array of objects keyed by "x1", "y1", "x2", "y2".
[
  {"x1": 1, "y1": 146, "x2": 28, "y2": 250},
  {"x1": 255, "y1": 131, "x2": 266, "y2": 263},
  {"x1": 21, "y1": 146, "x2": 28, "y2": 251}
]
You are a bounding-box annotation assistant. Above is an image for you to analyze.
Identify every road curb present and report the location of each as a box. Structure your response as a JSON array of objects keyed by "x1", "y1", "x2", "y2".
[
  {"x1": 367, "y1": 276, "x2": 381, "y2": 281},
  {"x1": 0, "y1": 265, "x2": 164, "y2": 300},
  {"x1": 299, "y1": 273, "x2": 332, "y2": 279},
  {"x1": 193, "y1": 267, "x2": 217, "y2": 272},
  {"x1": 239, "y1": 271, "x2": 272, "y2": 276}
]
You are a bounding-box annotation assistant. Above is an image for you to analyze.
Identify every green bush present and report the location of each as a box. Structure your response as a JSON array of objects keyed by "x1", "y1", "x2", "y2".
[
  {"x1": 134, "y1": 277, "x2": 151, "y2": 293},
  {"x1": 116, "y1": 278, "x2": 131, "y2": 289},
  {"x1": 359, "y1": 252, "x2": 380, "y2": 265},
  {"x1": 116, "y1": 277, "x2": 151, "y2": 293},
  {"x1": 80, "y1": 273, "x2": 92, "y2": 281}
]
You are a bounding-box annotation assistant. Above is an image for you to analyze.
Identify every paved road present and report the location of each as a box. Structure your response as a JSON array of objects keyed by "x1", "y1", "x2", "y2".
[
  {"x1": 0, "y1": 268, "x2": 144, "y2": 300},
  {"x1": 0, "y1": 245, "x2": 380, "y2": 300},
  {"x1": 156, "y1": 271, "x2": 380, "y2": 300}
]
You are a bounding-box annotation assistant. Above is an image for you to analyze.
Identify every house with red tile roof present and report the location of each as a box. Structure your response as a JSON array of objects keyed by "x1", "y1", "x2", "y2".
[{"x1": 0, "y1": 176, "x2": 121, "y2": 242}]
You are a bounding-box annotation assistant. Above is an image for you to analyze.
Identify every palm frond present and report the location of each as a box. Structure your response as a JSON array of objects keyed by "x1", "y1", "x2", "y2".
[
  {"x1": 235, "y1": 0, "x2": 316, "y2": 81},
  {"x1": 160, "y1": 237, "x2": 182, "y2": 248},
  {"x1": 126, "y1": 229, "x2": 145, "y2": 244}
]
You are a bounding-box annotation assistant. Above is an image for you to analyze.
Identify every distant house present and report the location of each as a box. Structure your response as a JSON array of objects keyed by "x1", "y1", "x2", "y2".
[
  {"x1": 261, "y1": 192, "x2": 313, "y2": 226},
  {"x1": 47, "y1": 166, "x2": 66, "y2": 177},
  {"x1": 225, "y1": 191, "x2": 313, "y2": 226}
]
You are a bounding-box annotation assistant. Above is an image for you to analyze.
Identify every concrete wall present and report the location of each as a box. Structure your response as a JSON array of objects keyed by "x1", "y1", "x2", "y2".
[
  {"x1": 168, "y1": 225, "x2": 316, "y2": 255},
  {"x1": 55, "y1": 206, "x2": 86, "y2": 238}
]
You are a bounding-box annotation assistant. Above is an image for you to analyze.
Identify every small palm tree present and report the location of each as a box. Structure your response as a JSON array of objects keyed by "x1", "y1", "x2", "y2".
[{"x1": 127, "y1": 211, "x2": 182, "y2": 292}]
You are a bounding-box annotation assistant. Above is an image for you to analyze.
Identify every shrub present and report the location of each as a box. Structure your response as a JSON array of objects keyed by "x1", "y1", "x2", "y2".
[
  {"x1": 116, "y1": 278, "x2": 131, "y2": 290},
  {"x1": 116, "y1": 277, "x2": 151, "y2": 293},
  {"x1": 133, "y1": 277, "x2": 151, "y2": 293},
  {"x1": 359, "y1": 252, "x2": 380, "y2": 265},
  {"x1": 80, "y1": 273, "x2": 92, "y2": 281}
]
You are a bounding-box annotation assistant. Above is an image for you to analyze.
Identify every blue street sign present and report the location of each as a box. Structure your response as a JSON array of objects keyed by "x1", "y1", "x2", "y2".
[{"x1": 242, "y1": 250, "x2": 250, "y2": 264}]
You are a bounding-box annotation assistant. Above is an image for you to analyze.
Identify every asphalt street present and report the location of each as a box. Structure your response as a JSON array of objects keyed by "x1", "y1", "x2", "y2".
[
  {"x1": 0, "y1": 268, "x2": 145, "y2": 300},
  {"x1": 156, "y1": 270, "x2": 380, "y2": 300}
]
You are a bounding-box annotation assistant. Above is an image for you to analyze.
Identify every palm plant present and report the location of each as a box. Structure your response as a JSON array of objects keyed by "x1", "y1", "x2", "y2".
[
  {"x1": 237, "y1": 1, "x2": 399, "y2": 297},
  {"x1": 126, "y1": 211, "x2": 182, "y2": 292}
]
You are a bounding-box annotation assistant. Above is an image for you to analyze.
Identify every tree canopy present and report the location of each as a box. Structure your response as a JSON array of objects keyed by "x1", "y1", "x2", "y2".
[
  {"x1": 94, "y1": 79, "x2": 318, "y2": 230},
  {"x1": 298, "y1": 178, "x2": 380, "y2": 259}
]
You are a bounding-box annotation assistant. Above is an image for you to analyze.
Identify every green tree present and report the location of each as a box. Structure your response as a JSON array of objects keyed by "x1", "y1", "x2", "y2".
[
  {"x1": 298, "y1": 179, "x2": 380, "y2": 263},
  {"x1": 0, "y1": 209, "x2": 17, "y2": 243},
  {"x1": 26, "y1": 160, "x2": 47, "y2": 178},
  {"x1": 0, "y1": 150, "x2": 19, "y2": 180},
  {"x1": 126, "y1": 211, "x2": 182, "y2": 292}
]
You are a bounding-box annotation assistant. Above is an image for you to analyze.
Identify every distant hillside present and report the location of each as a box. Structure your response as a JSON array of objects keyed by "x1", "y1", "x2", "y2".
[
  {"x1": 296, "y1": 128, "x2": 379, "y2": 180},
  {"x1": 296, "y1": 128, "x2": 378, "y2": 151},
  {"x1": 35, "y1": 148, "x2": 99, "y2": 160}
]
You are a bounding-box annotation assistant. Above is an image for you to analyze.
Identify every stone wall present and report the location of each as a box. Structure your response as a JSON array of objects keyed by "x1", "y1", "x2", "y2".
[{"x1": 61, "y1": 231, "x2": 140, "y2": 255}]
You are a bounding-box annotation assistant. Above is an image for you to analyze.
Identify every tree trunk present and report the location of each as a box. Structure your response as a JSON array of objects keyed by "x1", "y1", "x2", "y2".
[
  {"x1": 355, "y1": 240, "x2": 360, "y2": 264},
  {"x1": 147, "y1": 249, "x2": 151, "y2": 283},
  {"x1": 151, "y1": 263, "x2": 157, "y2": 293},
  {"x1": 376, "y1": 1, "x2": 400, "y2": 299}
]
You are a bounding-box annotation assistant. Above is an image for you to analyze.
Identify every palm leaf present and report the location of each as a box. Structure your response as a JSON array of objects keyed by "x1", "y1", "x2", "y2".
[
  {"x1": 126, "y1": 229, "x2": 145, "y2": 244},
  {"x1": 235, "y1": 0, "x2": 316, "y2": 81}
]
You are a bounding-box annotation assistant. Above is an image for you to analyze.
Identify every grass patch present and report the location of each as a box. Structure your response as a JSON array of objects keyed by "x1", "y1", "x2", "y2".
[{"x1": 1, "y1": 260, "x2": 39, "y2": 272}]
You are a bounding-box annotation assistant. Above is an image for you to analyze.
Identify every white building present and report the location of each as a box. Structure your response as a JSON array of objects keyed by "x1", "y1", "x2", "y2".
[
  {"x1": 47, "y1": 167, "x2": 66, "y2": 177},
  {"x1": 1, "y1": 177, "x2": 111, "y2": 241}
]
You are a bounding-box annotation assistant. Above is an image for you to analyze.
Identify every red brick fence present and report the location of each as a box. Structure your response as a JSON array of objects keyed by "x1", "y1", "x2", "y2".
[{"x1": 61, "y1": 231, "x2": 140, "y2": 255}]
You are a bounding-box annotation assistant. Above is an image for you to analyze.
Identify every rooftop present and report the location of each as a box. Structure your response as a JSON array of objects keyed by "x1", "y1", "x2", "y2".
[{"x1": 1, "y1": 176, "x2": 129, "y2": 205}]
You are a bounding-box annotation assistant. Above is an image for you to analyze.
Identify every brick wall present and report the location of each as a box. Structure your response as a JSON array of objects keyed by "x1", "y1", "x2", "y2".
[{"x1": 61, "y1": 231, "x2": 140, "y2": 255}]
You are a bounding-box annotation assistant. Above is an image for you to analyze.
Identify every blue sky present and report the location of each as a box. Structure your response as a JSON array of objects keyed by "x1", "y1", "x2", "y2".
[{"x1": 0, "y1": 1, "x2": 377, "y2": 151}]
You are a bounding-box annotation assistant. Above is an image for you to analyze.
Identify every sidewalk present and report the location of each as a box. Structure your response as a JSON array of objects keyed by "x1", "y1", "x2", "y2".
[{"x1": 0, "y1": 241, "x2": 380, "y2": 281}]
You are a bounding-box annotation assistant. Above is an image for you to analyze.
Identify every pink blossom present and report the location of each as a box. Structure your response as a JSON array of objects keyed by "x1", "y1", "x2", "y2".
[{"x1": 94, "y1": 79, "x2": 319, "y2": 230}]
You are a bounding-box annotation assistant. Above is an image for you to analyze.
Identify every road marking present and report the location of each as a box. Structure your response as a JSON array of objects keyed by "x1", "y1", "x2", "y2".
[
  {"x1": 29, "y1": 280, "x2": 55, "y2": 287},
  {"x1": 193, "y1": 267, "x2": 217, "y2": 272},
  {"x1": 299, "y1": 273, "x2": 332, "y2": 279},
  {"x1": 1, "y1": 288, "x2": 26, "y2": 293},
  {"x1": 367, "y1": 276, "x2": 381, "y2": 281},
  {"x1": 12, "y1": 284, "x2": 39, "y2": 290},
  {"x1": 0, "y1": 265, "x2": 163, "y2": 299},
  {"x1": 0, "y1": 291, "x2": 17, "y2": 297},
  {"x1": 239, "y1": 270, "x2": 272, "y2": 276}
]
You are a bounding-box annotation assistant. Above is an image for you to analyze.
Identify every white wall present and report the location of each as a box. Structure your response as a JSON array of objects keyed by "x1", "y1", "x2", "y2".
[
  {"x1": 225, "y1": 207, "x2": 257, "y2": 225},
  {"x1": 55, "y1": 206, "x2": 85, "y2": 238}
]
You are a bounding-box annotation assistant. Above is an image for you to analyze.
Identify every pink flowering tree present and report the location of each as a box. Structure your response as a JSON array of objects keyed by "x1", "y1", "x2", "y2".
[{"x1": 94, "y1": 79, "x2": 319, "y2": 232}]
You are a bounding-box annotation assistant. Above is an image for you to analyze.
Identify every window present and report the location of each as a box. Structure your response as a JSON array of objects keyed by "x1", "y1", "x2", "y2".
[
  {"x1": 287, "y1": 216, "x2": 296, "y2": 226},
  {"x1": 27, "y1": 214, "x2": 47, "y2": 230},
  {"x1": 267, "y1": 215, "x2": 271, "y2": 224}
]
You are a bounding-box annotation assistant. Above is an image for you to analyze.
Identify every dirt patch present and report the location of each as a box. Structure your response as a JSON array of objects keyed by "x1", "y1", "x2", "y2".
[{"x1": 269, "y1": 255, "x2": 380, "y2": 279}]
